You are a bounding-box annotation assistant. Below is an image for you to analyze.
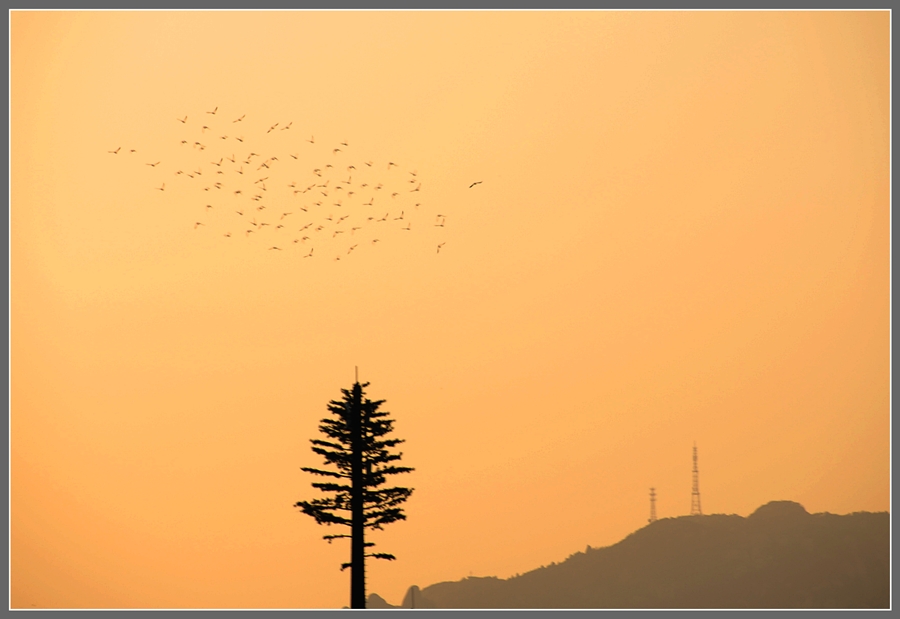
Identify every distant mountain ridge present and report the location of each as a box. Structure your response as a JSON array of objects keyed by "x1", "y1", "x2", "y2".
[{"x1": 368, "y1": 501, "x2": 889, "y2": 609}]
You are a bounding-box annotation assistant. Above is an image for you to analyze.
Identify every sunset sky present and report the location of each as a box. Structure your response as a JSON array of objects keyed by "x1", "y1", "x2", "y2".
[{"x1": 10, "y1": 10, "x2": 890, "y2": 609}]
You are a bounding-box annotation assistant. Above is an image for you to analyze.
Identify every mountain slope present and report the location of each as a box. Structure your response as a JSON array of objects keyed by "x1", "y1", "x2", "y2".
[{"x1": 375, "y1": 502, "x2": 889, "y2": 609}]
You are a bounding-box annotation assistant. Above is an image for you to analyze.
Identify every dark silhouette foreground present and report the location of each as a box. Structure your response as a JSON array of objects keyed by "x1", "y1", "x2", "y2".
[{"x1": 369, "y1": 501, "x2": 888, "y2": 609}]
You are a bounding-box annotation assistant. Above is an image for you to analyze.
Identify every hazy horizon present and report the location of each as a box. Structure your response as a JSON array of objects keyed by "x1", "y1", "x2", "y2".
[{"x1": 11, "y1": 10, "x2": 889, "y2": 609}]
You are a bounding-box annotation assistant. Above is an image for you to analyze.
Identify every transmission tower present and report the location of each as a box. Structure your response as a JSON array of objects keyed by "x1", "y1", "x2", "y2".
[
  {"x1": 690, "y1": 442, "x2": 702, "y2": 516},
  {"x1": 648, "y1": 487, "x2": 657, "y2": 523}
]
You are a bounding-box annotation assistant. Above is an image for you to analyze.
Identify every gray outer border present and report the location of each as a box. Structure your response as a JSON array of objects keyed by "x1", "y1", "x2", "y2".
[{"x1": 4, "y1": 4, "x2": 893, "y2": 619}]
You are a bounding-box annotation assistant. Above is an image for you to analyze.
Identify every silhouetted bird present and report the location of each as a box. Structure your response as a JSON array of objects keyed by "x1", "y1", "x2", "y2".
[
  {"x1": 207, "y1": 106, "x2": 217, "y2": 115},
  {"x1": 469, "y1": 181, "x2": 483, "y2": 188},
  {"x1": 108, "y1": 147, "x2": 120, "y2": 154}
]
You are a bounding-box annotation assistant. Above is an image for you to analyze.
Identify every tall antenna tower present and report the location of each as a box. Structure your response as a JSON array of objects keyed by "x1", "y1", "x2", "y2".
[
  {"x1": 648, "y1": 487, "x2": 657, "y2": 523},
  {"x1": 690, "y1": 442, "x2": 702, "y2": 516}
]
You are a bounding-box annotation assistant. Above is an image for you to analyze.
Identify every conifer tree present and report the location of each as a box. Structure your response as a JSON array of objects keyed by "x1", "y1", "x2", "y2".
[{"x1": 295, "y1": 380, "x2": 414, "y2": 609}]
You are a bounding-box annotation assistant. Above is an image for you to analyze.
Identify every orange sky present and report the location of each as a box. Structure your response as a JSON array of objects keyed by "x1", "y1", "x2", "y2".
[{"x1": 10, "y1": 10, "x2": 890, "y2": 609}]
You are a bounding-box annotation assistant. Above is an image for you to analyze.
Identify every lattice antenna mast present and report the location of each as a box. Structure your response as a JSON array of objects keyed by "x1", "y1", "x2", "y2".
[
  {"x1": 690, "y1": 442, "x2": 702, "y2": 516},
  {"x1": 648, "y1": 487, "x2": 657, "y2": 523}
]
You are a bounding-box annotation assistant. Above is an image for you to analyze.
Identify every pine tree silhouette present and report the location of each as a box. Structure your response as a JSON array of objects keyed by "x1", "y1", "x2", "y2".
[{"x1": 295, "y1": 380, "x2": 414, "y2": 609}]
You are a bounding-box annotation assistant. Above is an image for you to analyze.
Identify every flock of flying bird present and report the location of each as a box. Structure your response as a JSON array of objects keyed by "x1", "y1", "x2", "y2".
[{"x1": 109, "y1": 107, "x2": 482, "y2": 261}]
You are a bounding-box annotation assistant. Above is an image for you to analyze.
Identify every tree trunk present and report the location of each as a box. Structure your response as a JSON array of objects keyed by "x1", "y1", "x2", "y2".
[{"x1": 350, "y1": 382, "x2": 366, "y2": 609}]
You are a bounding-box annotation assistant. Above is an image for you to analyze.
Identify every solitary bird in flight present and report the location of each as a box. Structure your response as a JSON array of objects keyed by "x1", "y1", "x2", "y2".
[
  {"x1": 469, "y1": 181, "x2": 483, "y2": 188},
  {"x1": 437, "y1": 242, "x2": 446, "y2": 253},
  {"x1": 233, "y1": 114, "x2": 245, "y2": 123},
  {"x1": 177, "y1": 116, "x2": 187, "y2": 123},
  {"x1": 108, "y1": 147, "x2": 120, "y2": 154},
  {"x1": 207, "y1": 106, "x2": 218, "y2": 115}
]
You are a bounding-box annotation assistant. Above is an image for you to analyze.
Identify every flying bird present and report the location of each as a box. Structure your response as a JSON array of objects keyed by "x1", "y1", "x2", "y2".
[
  {"x1": 469, "y1": 181, "x2": 483, "y2": 188},
  {"x1": 233, "y1": 115, "x2": 245, "y2": 123},
  {"x1": 194, "y1": 222, "x2": 204, "y2": 229},
  {"x1": 157, "y1": 183, "x2": 165, "y2": 191},
  {"x1": 177, "y1": 116, "x2": 187, "y2": 123},
  {"x1": 108, "y1": 147, "x2": 120, "y2": 154},
  {"x1": 207, "y1": 106, "x2": 218, "y2": 115},
  {"x1": 146, "y1": 162, "x2": 160, "y2": 167}
]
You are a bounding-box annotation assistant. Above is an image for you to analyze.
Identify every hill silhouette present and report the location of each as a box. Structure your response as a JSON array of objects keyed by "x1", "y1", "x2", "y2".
[{"x1": 370, "y1": 501, "x2": 888, "y2": 609}]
